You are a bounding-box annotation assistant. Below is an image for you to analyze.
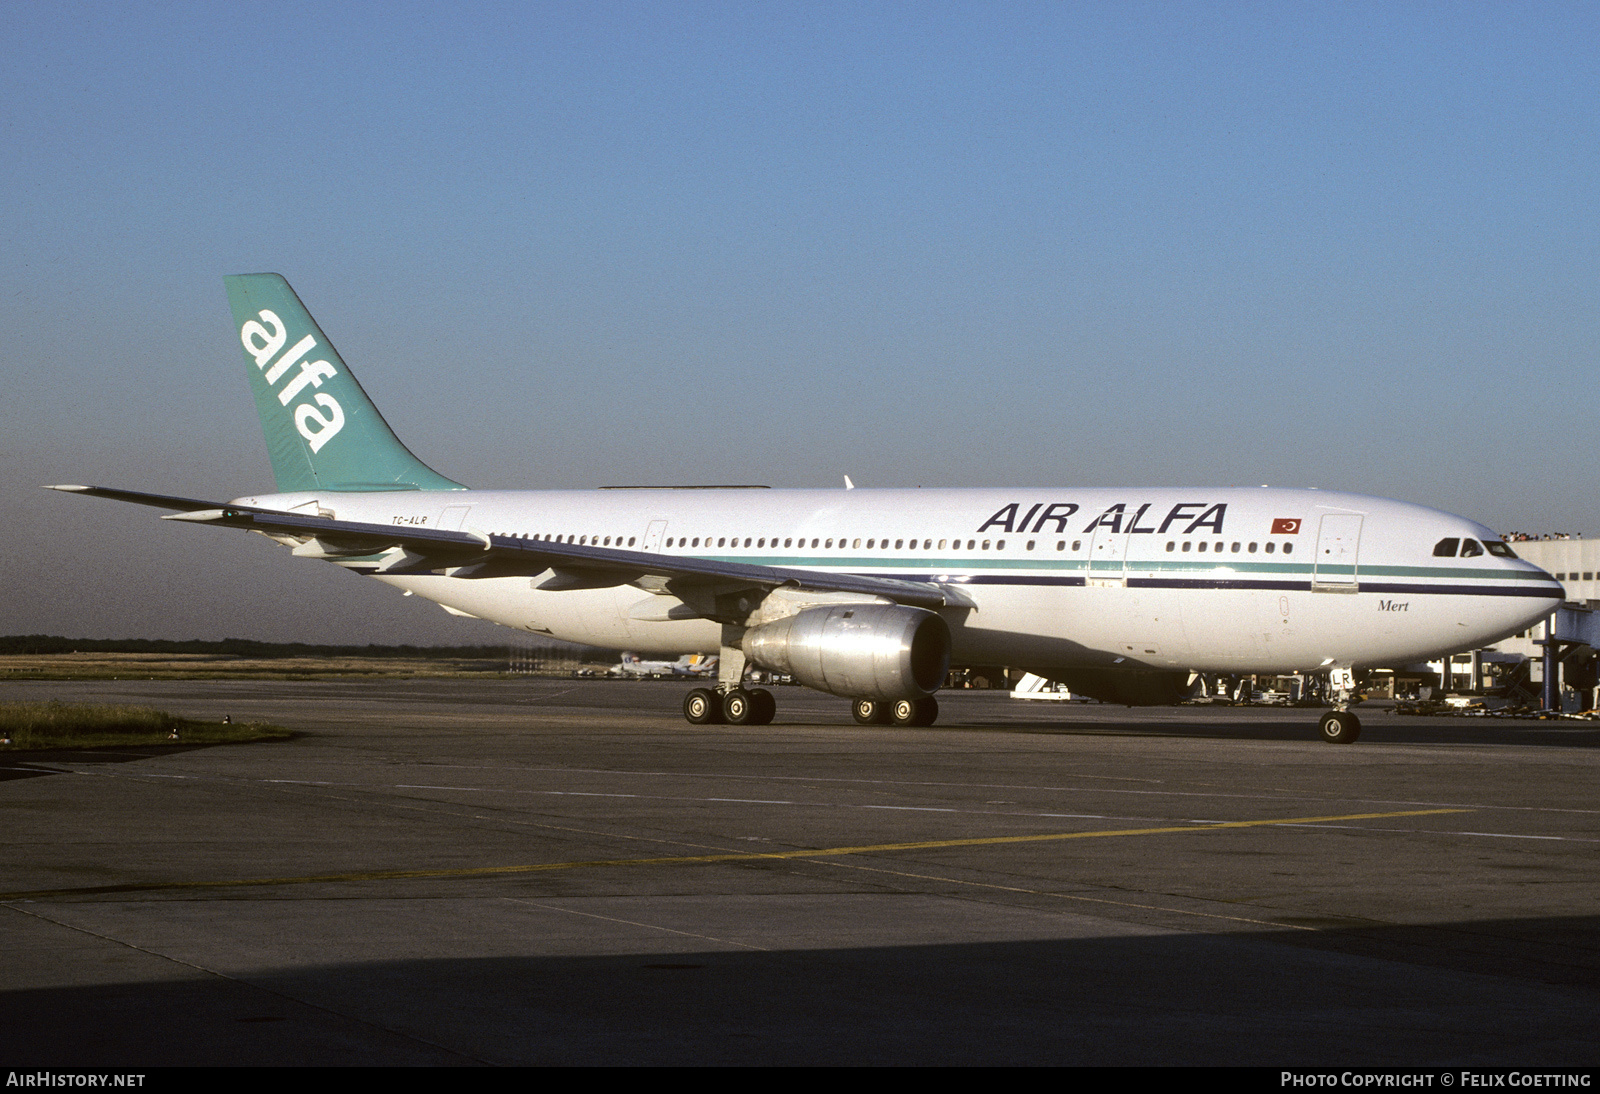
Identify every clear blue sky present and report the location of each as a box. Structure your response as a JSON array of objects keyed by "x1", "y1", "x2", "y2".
[{"x1": 4, "y1": 2, "x2": 1596, "y2": 643}]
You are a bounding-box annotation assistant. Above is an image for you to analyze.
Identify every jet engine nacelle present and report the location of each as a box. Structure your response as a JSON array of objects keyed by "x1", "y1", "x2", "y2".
[{"x1": 741, "y1": 604, "x2": 951, "y2": 701}]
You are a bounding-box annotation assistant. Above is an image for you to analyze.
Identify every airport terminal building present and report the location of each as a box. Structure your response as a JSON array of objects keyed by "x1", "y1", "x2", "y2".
[{"x1": 1511, "y1": 537, "x2": 1600, "y2": 603}]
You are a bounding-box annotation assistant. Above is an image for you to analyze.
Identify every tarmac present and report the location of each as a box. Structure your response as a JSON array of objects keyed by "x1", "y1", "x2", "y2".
[{"x1": 1, "y1": 678, "x2": 1596, "y2": 1066}]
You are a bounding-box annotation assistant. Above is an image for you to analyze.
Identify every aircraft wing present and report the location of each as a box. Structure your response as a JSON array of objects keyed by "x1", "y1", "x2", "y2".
[{"x1": 46, "y1": 485, "x2": 962, "y2": 612}]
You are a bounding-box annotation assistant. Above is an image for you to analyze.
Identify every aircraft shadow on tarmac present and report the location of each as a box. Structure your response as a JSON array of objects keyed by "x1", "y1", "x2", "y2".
[
  {"x1": 938, "y1": 715, "x2": 1600, "y2": 748},
  {"x1": 1, "y1": 913, "x2": 1594, "y2": 1066}
]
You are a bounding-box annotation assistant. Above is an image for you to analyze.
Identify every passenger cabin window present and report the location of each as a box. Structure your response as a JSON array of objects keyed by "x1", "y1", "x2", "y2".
[{"x1": 1433, "y1": 538, "x2": 1460, "y2": 557}]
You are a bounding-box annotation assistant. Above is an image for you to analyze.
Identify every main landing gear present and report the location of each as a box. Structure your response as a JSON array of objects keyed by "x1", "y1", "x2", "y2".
[
  {"x1": 682, "y1": 688, "x2": 940, "y2": 727},
  {"x1": 684, "y1": 626, "x2": 942, "y2": 727},
  {"x1": 685, "y1": 628, "x2": 777, "y2": 725},
  {"x1": 852, "y1": 697, "x2": 939, "y2": 727},
  {"x1": 684, "y1": 687, "x2": 775, "y2": 726}
]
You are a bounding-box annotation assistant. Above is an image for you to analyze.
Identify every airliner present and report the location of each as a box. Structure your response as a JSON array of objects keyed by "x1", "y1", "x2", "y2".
[
  {"x1": 614, "y1": 653, "x2": 718, "y2": 679},
  {"x1": 49, "y1": 274, "x2": 1563, "y2": 743}
]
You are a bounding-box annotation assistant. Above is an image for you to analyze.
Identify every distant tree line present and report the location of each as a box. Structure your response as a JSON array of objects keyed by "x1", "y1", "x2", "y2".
[{"x1": 0, "y1": 635, "x2": 538, "y2": 660}]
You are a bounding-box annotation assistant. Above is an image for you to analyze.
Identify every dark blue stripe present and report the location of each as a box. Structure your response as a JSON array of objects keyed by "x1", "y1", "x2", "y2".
[
  {"x1": 962, "y1": 574, "x2": 1087, "y2": 587},
  {"x1": 1358, "y1": 582, "x2": 1562, "y2": 599},
  {"x1": 1131, "y1": 577, "x2": 1307, "y2": 592},
  {"x1": 349, "y1": 561, "x2": 1560, "y2": 601},
  {"x1": 871, "y1": 572, "x2": 1560, "y2": 599},
  {"x1": 884, "y1": 572, "x2": 1086, "y2": 588},
  {"x1": 1134, "y1": 578, "x2": 1558, "y2": 598}
]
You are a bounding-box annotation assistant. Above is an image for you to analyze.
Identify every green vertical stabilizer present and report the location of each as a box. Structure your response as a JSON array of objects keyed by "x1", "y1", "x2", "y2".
[{"x1": 223, "y1": 274, "x2": 466, "y2": 493}]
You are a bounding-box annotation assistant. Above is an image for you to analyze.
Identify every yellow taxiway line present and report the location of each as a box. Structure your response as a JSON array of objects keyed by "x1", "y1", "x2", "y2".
[{"x1": 0, "y1": 808, "x2": 1468, "y2": 901}]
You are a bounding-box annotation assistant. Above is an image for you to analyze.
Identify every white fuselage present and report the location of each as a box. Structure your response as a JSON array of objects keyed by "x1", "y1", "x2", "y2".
[{"x1": 233, "y1": 486, "x2": 1563, "y2": 676}]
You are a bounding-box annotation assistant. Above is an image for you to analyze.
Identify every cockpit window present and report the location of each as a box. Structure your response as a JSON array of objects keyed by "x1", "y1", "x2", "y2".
[{"x1": 1435, "y1": 536, "x2": 1515, "y2": 559}]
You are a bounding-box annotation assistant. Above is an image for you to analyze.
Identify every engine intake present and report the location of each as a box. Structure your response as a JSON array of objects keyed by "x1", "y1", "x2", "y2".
[{"x1": 741, "y1": 604, "x2": 950, "y2": 700}]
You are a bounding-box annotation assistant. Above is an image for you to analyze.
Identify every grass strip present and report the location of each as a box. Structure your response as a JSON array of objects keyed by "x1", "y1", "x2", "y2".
[{"x1": 0, "y1": 700, "x2": 290, "y2": 750}]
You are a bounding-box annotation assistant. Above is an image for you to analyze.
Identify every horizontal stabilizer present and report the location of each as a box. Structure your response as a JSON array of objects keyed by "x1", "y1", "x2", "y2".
[{"x1": 46, "y1": 485, "x2": 241, "y2": 513}]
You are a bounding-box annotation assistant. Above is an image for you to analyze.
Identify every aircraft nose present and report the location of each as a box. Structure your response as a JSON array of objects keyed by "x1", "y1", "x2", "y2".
[{"x1": 1491, "y1": 575, "x2": 1564, "y2": 642}]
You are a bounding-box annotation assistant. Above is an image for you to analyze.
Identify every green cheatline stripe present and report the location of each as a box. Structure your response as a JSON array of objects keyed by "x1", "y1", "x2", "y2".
[{"x1": 0, "y1": 808, "x2": 1469, "y2": 901}]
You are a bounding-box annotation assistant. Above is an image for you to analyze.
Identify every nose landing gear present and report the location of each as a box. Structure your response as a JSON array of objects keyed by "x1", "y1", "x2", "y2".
[
  {"x1": 1318, "y1": 666, "x2": 1362, "y2": 743},
  {"x1": 1318, "y1": 709, "x2": 1361, "y2": 744}
]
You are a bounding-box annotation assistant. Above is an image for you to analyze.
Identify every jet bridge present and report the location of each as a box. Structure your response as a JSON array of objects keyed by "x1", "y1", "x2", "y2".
[{"x1": 1535, "y1": 603, "x2": 1600, "y2": 711}]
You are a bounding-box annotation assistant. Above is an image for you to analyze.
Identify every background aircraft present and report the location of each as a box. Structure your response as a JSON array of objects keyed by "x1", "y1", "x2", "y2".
[{"x1": 613, "y1": 653, "x2": 718, "y2": 679}]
